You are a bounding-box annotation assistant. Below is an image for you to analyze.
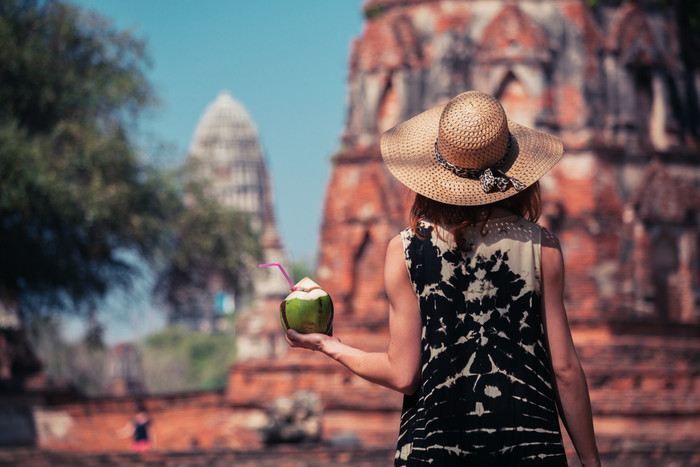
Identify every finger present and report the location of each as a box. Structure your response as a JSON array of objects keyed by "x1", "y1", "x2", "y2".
[
  {"x1": 288, "y1": 330, "x2": 321, "y2": 351},
  {"x1": 284, "y1": 331, "x2": 295, "y2": 347},
  {"x1": 286, "y1": 329, "x2": 308, "y2": 348}
]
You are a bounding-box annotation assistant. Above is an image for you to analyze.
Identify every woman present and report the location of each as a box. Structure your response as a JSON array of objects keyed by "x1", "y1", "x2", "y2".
[{"x1": 287, "y1": 91, "x2": 600, "y2": 466}]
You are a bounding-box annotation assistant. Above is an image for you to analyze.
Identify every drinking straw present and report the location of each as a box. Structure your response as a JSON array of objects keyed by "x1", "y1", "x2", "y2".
[{"x1": 258, "y1": 263, "x2": 297, "y2": 290}]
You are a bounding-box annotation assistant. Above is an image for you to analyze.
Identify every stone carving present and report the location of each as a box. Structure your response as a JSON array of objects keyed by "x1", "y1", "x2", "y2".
[{"x1": 260, "y1": 390, "x2": 323, "y2": 445}]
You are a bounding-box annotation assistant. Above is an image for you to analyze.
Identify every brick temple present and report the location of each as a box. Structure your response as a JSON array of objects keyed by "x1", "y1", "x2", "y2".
[
  {"x1": 2, "y1": 1, "x2": 699, "y2": 465},
  {"x1": 230, "y1": 0, "x2": 700, "y2": 462}
]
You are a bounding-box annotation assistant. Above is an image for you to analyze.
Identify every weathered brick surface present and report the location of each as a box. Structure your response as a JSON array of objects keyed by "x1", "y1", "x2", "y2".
[
  {"x1": 315, "y1": 0, "x2": 700, "y2": 463},
  {"x1": 33, "y1": 392, "x2": 239, "y2": 452},
  {"x1": 228, "y1": 358, "x2": 402, "y2": 414},
  {"x1": 5, "y1": 1, "x2": 700, "y2": 464}
]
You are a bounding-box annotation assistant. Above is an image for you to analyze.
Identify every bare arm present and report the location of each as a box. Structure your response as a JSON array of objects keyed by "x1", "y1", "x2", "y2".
[
  {"x1": 286, "y1": 234, "x2": 422, "y2": 394},
  {"x1": 541, "y1": 230, "x2": 600, "y2": 467}
]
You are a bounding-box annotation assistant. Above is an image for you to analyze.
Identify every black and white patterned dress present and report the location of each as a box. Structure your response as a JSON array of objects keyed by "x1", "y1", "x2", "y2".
[{"x1": 395, "y1": 218, "x2": 566, "y2": 466}]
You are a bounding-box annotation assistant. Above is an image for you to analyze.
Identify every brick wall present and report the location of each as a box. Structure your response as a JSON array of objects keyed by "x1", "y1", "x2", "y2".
[{"x1": 33, "y1": 392, "x2": 241, "y2": 452}]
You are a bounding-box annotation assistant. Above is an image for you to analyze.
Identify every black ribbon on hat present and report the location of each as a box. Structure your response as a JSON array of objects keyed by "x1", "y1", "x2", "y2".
[{"x1": 433, "y1": 135, "x2": 525, "y2": 193}]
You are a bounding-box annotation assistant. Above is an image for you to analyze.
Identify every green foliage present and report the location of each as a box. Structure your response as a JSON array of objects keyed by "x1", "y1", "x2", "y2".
[
  {"x1": 155, "y1": 173, "x2": 262, "y2": 314},
  {"x1": 0, "y1": 0, "x2": 180, "y2": 315},
  {"x1": 1, "y1": 0, "x2": 263, "y2": 394},
  {"x1": 140, "y1": 327, "x2": 237, "y2": 393},
  {"x1": 291, "y1": 258, "x2": 315, "y2": 283},
  {"x1": 25, "y1": 316, "x2": 109, "y2": 396},
  {"x1": 364, "y1": 4, "x2": 386, "y2": 20},
  {"x1": 0, "y1": 0, "x2": 261, "y2": 321},
  {"x1": 27, "y1": 318, "x2": 237, "y2": 395},
  {"x1": 0, "y1": 0, "x2": 152, "y2": 134}
]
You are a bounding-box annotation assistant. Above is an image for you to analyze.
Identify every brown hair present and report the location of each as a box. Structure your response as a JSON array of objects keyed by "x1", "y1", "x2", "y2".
[{"x1": 410, "y1": 182, "x2": 542, "y2": 252}]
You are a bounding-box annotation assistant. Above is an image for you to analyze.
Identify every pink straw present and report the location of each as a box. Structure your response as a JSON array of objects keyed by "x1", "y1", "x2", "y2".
[{"x1": 258, "y1": 263, "x2": 297, "y2": 290}]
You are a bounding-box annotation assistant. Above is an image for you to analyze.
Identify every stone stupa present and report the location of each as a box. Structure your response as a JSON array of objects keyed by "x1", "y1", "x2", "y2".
[{"x1": 186, "y1": 91, "x2": 292, "y2": 343}]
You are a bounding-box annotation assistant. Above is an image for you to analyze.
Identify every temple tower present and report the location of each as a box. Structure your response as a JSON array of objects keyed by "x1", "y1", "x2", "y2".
[{"x1": 181, "y1": 91, "x2": 290, "y2": 334}]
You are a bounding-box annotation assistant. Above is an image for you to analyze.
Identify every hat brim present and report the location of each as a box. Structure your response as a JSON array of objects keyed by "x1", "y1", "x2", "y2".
[{"x1": 381, "y1": 103, "x2": 563, "y2": 206}]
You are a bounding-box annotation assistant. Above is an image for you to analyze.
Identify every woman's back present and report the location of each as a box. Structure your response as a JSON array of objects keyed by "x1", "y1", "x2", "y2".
[
  {"x1": 287, "y1": 91, "x2": 599, "y2": 467},
  {"x1": 396, "y1": 217, "x2": 566, "y2": 465}
]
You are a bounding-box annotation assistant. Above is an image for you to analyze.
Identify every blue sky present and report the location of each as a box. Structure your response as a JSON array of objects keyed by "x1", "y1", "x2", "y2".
[
  {"x1": 63, "y1": 0, "x2": 366, "y2": 343},
  {"x1": 69, "y1": 0, "x2": 366, "y2": 263}
]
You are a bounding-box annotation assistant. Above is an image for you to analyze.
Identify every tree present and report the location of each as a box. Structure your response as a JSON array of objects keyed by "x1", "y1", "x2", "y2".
[
  {"x1": 139, "y1": 326, "x2": 238, "y2": 393},
  {"x1": 291, "y1": 258, "x2": 315, "y2": 283},
  {"x1": 154, "y1": 175, "x2": 262, "y2": 329},
  {"x1": 0, "y1": 0, "x2": 181, "y2": 319},
  {"x1": 0, "y1": 0, "x2": 263, "y2": 394}
]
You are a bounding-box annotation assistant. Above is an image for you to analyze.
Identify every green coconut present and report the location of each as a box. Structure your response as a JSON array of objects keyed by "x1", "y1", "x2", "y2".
[{"x1": 280, "y1": 277, "x2": 334, "y2": 335}]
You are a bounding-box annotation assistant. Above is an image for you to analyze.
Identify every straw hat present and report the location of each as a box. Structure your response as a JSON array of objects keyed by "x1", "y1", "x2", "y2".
[{"x1": 380, "y1": 91, "x2": 563, "y2": 206}]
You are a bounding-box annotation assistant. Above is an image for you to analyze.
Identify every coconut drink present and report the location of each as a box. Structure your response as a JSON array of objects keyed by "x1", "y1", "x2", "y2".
[
  {"x1": 280, "y1": 277, "x2": 333, "y2": 335},
  {"x1": 259, "y1": 263, "x2": 334, "y2": 335}
]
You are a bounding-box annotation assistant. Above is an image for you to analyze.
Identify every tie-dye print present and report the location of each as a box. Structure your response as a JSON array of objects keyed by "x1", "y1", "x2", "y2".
[{"x1": 395, "y1": 218, "x2": 566, "y2": 466}]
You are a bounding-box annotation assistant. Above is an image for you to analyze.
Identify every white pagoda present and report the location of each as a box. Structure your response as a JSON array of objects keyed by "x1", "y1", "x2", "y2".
[{"x1": 187, "y1": 91, "x2": 291, "y2": 326}]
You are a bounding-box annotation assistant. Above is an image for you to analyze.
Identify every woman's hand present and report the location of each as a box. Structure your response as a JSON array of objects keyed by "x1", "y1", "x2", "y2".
[
  {"x1": 286, "y1": 329, "x2": 340, "y2": 352},
  {"x1": 283, "y1": 234, "x2": 421, "y2": 395}
]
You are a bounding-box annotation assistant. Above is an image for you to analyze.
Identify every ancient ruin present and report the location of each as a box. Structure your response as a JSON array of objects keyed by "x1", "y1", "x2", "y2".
[
  {"x1": 172, "y1": 91, "x2": 291, "y2": 335},
  {"x1": 233, "y1": 0, "x2": 700, "y2": 462},
  {"x1": 2, "y1": 1, "x2": 699, "y2": 465}
]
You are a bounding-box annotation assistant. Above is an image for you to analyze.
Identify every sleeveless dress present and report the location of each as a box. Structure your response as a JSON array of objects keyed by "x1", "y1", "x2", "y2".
[{"x1": 395, "y1": 218, "x2": 566, "y2": 466}]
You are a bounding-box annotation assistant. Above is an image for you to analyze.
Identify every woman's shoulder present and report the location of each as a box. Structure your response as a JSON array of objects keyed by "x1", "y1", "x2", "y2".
[
  {"x1": 499, "y1": 216, "x2": 557, "y2": 243},
  {"x1": 389, "y1": 233, "x2": 404, "y2": 248},
  {"x1": 399, "y1": 220, "x2": 434, "y2": 240},
  {"x1": 541, "y1": 227, "x2": 561, "y2": 250}
]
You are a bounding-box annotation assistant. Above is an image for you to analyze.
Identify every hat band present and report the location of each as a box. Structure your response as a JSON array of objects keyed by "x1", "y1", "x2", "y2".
[{"x1": 433, "y1": 135, "x2": 526, "y2": 193}]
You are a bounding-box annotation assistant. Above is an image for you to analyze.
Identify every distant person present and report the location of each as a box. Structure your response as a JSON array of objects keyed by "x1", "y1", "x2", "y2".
[
  {"x1": 287, "y1": 91, "x2": 600, "y2": 465},
  {"x1": 117, "y1": 402, "x2": 153, "y2": 452},
  {"x1": 190, "y1": 435, "x2": 200, "y2": 451}
]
